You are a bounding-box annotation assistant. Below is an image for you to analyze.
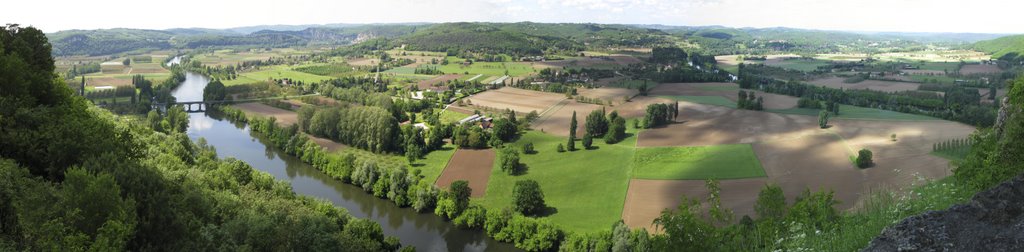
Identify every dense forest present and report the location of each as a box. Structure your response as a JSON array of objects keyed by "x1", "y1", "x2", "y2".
[{"x1": 1, "y1": 24, "x2": 402, "y2": 251}]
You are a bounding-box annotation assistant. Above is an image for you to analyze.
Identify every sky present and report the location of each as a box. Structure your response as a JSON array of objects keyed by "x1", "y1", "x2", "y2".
[{"x1": 6, "y1": 0, "x2": 1023, "y2": 34}]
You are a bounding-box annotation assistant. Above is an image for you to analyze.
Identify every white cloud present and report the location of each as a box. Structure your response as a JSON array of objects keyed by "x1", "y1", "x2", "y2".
[{"x1": 3, "y1": 0, "x2": 1022, "y2": 33}]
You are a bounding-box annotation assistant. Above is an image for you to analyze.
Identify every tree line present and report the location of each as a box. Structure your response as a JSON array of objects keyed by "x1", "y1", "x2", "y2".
[{"x1": 739, "y1": 63, "x2": 998, "y2": 127}]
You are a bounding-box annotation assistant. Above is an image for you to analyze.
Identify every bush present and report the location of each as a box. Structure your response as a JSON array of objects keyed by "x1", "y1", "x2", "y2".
[
  {"x1": 856, "y1": 149, "x2": 873, "y2": 168},
  {"x1": 512, "y1": 180, "x2": 546, "y2": 215},
  {"x1": 557, "y1": 143, "x2": 565, "y2": 153},
  {"x1": 521, "y1": 142, "x2": 535, "y2": 154}
]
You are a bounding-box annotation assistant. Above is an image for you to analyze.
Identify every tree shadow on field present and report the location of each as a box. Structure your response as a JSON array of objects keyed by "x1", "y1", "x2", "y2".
[
  {"x1": 533, "y1": 206, "x2": 559, "y2": 217},
  {"x1": 513, "y1": 163, "x2": 530, "y2": 176},
  {"x1": 585, "y1": 146, "x2": 601, "y2": 150}
]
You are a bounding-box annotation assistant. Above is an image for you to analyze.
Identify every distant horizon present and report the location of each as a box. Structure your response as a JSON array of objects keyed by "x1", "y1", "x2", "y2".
[
  {"x1": 7, "y1": 0, "x2": 1024, "y2": 34},
  {"x1": 29, "y1": 22, "x2": 1016, "y2": 36}
]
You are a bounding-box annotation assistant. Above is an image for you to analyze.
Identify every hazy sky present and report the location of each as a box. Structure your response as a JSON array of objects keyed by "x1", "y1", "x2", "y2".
[{"x1": 6, "y1": 0, "x2": 1023, "y2": 34}]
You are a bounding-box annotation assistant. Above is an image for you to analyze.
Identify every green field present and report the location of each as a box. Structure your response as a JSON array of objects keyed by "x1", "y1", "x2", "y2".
[
  {"x1": 769, "y1": 104, "x2": 939, "y2": 121},
  {"x1": 720, "y1": 64, "x2": 740, "y2": 75},
  {"x1": 770, "y1": 59, "x2": 831, "y2": 72},
  {"x1": 420, "y1": 57, "x2": 536, "y2": 77},
  {"x1": 633, "y1": 144, "x2": 766, "y2": 180},
  {"x1": 481, "y1": 127, "x2": 639, "y2": 233},
  {"x1": 438, "y1": 109, "x2": 471, "y2": 124},
  {"x1": 909, "y1": 74, "x2": 956, "y2": 84},
  {"x1": 224, "y1": 65, "x2": 334, "y2": 86},
  {"x1": 658, "y1": 95, "x2": 737, "y2": 108},
  {"x1": 414, "y1": 144, "x2": 459, "y2": 183}
]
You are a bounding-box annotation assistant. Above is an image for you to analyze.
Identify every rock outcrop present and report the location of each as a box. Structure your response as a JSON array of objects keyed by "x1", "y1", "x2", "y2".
[{"x1": 863, "y1": 174, "x2": 1024, "y2": 251}]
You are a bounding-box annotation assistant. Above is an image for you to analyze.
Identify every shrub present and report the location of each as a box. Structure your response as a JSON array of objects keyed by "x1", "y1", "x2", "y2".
[
  {"x1": 856, "y1": 149, "x2": 873, "y2": 168},
  {"x1": 557, "y1": 143, "x2": 565, "y2": 153},
  {"x1": 582, "y1": 133, "x2": 593, "y2": 149},
  {"x1": 521, "y1": 142, "x2": 535, "y2": 154}
]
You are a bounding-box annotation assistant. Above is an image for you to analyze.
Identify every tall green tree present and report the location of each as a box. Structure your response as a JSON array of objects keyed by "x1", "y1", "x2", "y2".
[{"x1": 512, "y1": 179, "x2": 546, "y2": 215}]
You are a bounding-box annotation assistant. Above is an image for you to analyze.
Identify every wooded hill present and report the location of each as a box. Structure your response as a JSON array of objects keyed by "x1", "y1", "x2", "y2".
[{"x1": 975, "y1": 34, "x2": 1024, "y2": 62}]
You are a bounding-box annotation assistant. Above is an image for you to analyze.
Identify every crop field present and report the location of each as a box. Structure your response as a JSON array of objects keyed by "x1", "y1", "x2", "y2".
[
  {"x1": 959, "y1": 64, "x2": 1003, "y2": 75},
  {"x1": 809, "y1": 77, "x2": 921, "y2": 92},
  {"x1": 633, "y1": 144, "x2": 766, "y2": 180},
  {"x1": 83, "y1": 72, "x2": 171, "y2": 87},
  {"x1": 224, "y1": 65, "x2": 334, "y2": 86},
  {"x1": 458, "y1": 87, "x2": 566, "y2": 114},
  {"x1": 767, "y1": 58, "x2": 831, "y2": 72},
  {"x1": 577, "y1": 87, "x2": 638, "y2": 106},
  {"x1": 651, "y1": 82, "x2": 799, "y2": 110},
  {"x1": 416, "y1": 74, "x2": 460, "y2": 90},
  {"x1": 615, "y1": 99, "x2": 975, "y2": 230},
  {"x1": 436, "y1": 148, "x2": 496, "y2": 197},
  {"x1": 769, "y1": 104, "x2": 940, "y2": 121},
  {"x1": 234, "y1": 102, "x2": 299, "y2": 125},
  {"x1": 191, "y1": 48, "x2": 314, "y2": 67},
  {"x1": 419, "y1": 57, "x2": 537, "y2": 77},
  {"x1": 536, "y1": 55, "x2": 642, "y2": 69}
]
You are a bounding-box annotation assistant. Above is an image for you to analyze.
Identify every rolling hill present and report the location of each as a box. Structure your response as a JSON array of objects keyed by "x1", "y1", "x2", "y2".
[{"x1": 974, "y1": 34, "x2": 1024, "y2": 60}]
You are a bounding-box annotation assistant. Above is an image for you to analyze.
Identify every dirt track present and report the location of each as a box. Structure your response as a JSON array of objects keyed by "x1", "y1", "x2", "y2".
[{"x1": 435, "y1": 149, "x2": 495, "y2": 197}]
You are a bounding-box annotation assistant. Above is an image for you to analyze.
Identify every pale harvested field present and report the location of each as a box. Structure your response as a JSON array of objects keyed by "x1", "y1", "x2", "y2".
[
  {"x1": 622, "y1": 178, "x2": 767, "y2": 232},
  {"x1": 903, "y1": 70, "x2": 946, "y2": 75},
  {"x1": 623, "y1": 101, "x2": 976, "y2": 230},
  {"x1": 637, "y1": 102, "x2": 817, "y2": 147},
  {"x1": 613, "y1": 96, "x2": 676, "y2": 119},
  {"x1": 460, "y1": 87, "x2": 565, "y2": 114},
  {"x1": 346, "y1": 58, "x2": 378, "y2": 66},
  {"x1": 307, "y1": 135, "x2": 348, "y2": 152},
  {"x1": 650, "y1": 82, "x2": 798, "y2": 110},
  {"x1": 959, "y1": 64, "x2": 1002, "y2": 75},
  {"x1": 417, "y1": 74, "x2": 460, "y2": 90},
  {"x1": 86, "y1": 77, "x2": 132, "y2": 87},
  {"x1": 716, "y1": 54, "x2": 801, "y2": 66},
  {"x1": 577, "y1": 87, "x2": 638, "y2": 105},
  {"x1": 809, "y1": 77, "x2": 920, "y2": 92},
  {"x1": 128, "y1": 63, "x2": 169, "y2": 74},
  {"x1": 535, "y1": 55, "x2": 641, "y2": 68},
  {"x1": 532, "y1": 101, "x2": 603, "y2": 137},
  {"x1": 234, "y1": 102, "x2": 298, "y2": 126},
  {"x1": 436, "y1": 149, "x2": 495, "y2": 197},
  {"x1": 396, "y1": 55, "x2": 443, "y2": 67},
  {"x1": 531, "y1": 94, "x2": 673, "y2": 137}
]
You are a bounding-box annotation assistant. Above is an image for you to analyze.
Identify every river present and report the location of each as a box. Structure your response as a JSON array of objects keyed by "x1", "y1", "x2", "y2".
[{"x1": 169, "y1": 64, "x2": 517, "y2": 251}]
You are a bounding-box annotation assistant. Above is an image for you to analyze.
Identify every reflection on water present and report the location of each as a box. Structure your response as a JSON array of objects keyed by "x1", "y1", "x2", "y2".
[{"x1": 171, "y1": 70, "x2": 517, "y2": 252}]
